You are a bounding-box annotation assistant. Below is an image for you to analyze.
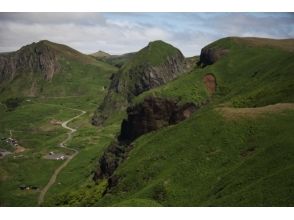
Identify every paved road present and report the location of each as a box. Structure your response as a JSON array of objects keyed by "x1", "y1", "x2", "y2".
[{"x1": 37, "y1": 108, "x2": 86, "y2": 206}]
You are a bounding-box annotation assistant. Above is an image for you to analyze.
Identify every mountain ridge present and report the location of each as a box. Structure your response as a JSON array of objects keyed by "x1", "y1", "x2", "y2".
[{"x1": 92, "y1": 40, "x2": 194, "y2": 126}]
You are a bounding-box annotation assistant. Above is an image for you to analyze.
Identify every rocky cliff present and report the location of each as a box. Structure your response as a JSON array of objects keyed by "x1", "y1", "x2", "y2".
[
  {"x1": 0, "y1": 40, "x2": 96, "y2": 85},
  {"x1": 198, "y1": 47, "x2": 229, "y2": 67},
  {"x1": 93, "y1": 97, "x2": 197, "y2": 183},
  {"x1": 119, "y1": 97, "x2": 197, "y2": 142},
  {"x1": 0, "y1": 41, "x2": 60, "y2": 83},
  {"x1": 92, "y1": 40, "x2": 192, "y2": 125}
]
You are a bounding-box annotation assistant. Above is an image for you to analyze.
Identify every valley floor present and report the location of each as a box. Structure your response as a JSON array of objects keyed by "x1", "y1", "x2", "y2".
[{"x1": 0, "y1": 96, "x2": 120, "y2": 206}]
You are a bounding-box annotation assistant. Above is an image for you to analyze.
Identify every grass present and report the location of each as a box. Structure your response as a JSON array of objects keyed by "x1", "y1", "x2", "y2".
[
  {"x1": 91, "y1": 37, "x2": 294, "y2": 207},
  {"x1": 132, "y1": 37, "x2": 294, "y2": 109},
  {"x1": 0, "y1": 47, "x2": 117, "y2": 101},
  {"x1": 95, "y1": 107, "x2": 294, "y2": 206},
  {"x1": 0, "y1": 95, "x2": 121, "y2": 206},
  {"x1": 42, "y1": 113, "x2": 122, "y2": 206},
  {"x1": 0, "y1": 101, "x2": 74, "y2": 206},
  {"x1": 132, "y1": 69, "x2": 209, "y2": 105},
  {"x1": 1, "y1": 37, "x2": 293, "y2": 207},
  {"x1": 121, "y1": 40, "x2": 181, "y2": 72},
  {"x1": 0, "y1": 45, "x2": 118, "y2": 206}
]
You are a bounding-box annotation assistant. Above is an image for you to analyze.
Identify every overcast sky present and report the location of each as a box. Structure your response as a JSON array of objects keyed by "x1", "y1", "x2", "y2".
[{"x1": 0, "y1": 13, "x2": 293, "y2": 56}]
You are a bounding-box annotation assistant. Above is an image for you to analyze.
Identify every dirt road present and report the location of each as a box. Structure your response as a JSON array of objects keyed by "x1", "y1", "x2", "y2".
[{"x1": 37, "y1": 108, "x2": 86, "y2": 206}]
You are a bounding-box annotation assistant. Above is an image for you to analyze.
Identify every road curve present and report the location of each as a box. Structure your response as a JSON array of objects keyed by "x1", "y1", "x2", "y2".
[{"x1": 37, "y1": 108, "x2": 86, "y2": 206}]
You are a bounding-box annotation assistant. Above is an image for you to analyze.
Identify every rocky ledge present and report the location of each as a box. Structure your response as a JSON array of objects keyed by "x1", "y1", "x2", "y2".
[
  {"x1": 93, "y1": 97, "x2": 197, "y2": 184},
  {"x1": 119, "y1": 97, "x2": 197, "y2": 142},
  {"x1": 198, "y1": 47, "x2": 229, "y2": 67}
]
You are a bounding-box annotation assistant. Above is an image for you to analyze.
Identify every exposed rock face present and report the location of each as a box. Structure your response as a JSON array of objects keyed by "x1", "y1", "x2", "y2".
[
  {"x1": 119, "y1": 97, "x2": 197, "y2": 142},
  {"x1": 93, "y1": 142, "x2": 133, "y2": 182},
  {"x1": 198, "y1": 47, "x2": 229, "y2": 67},
  {"x1": 93, "y1": 97, "x2": 197, "y2": 183},
  {"x1": 92, "y1": 42, "x2": 188, "y2": 126},
  {"x1": 0, "y1": 41, "x2": 60, "y2": 83}
]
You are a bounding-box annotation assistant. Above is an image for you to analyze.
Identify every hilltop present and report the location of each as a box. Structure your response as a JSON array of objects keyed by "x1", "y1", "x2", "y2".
[
  {"x1": 90, "y1": 50, "x2": 110, "y2": 59},
  {"x1": 0, "y1": 40, "x2": 117, "y2": 99},
  {"x1": 92, "y1": 40, "x2": 195, "y2": 125},
  {"x1": 85, "y1": 37, "x2": 294, "y2": 207}
]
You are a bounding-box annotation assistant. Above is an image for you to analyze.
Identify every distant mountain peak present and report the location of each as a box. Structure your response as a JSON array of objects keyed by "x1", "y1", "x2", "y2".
[{"x1": 90, "y1": 50, "x2": 110, "y2": 58}]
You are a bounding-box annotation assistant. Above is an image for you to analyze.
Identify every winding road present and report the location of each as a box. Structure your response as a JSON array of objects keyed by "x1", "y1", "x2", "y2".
[{"x1": 37, "y1": 108, "x2": 86, "y2": 206}]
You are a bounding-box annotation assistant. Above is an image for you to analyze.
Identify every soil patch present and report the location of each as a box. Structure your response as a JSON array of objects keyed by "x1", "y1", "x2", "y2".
[
  {"x1": 203, "y1": 74, "x2": 216, "y2": 95},
  {"x1": 15, "y1": 145, "x2": 26, "y2": 153},
  {"x1": 50, "y1": 119, "x2": 62, "y2": 125},
  {"x1": 217, "y1": 103, "x2": 294, "y2": 119}
]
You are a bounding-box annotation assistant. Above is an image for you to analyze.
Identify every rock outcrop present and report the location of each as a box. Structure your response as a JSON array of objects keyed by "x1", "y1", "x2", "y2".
[
  {"x1": 93, "y1": 142, "x2": 133, "y2": 182},
  {"x1": 92, "y1": 40, "x2": 190, "y2": 125},
  {"x1": 119, "y1": 97, "x2": 197, "y2": 142},
  {"x1": 198, "y1": 47, "x2": 229, "y2": 67},
  {"x1": 0, "y1": 41, "x2": 60, "y2": 83},
  {"x1": 93, "y1": 97, "x2": 197, "y2": 183}
]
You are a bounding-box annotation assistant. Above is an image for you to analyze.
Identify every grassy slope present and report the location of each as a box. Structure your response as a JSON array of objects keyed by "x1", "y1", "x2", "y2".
[
  {"x1": 0, "y1": 40, "x2": 117, "y2": 100},
  {"x1": 95, "y1": 37, "x2": 294, "y2": 206},
  {"x1": 0, "y1": 43, "x2": 119, "y2": 206},
  {"x1": 98, "y1": 108, "x2": 294, "y2": 206},
  {"x1": 121, "y1": 40, "x2": 180, "y2": 72},
  {"x1": 0, "y1": 101, "x2": 77, "y2": 206},
  {"x1": 94, "y1": 40, "x2": 183, "y2": 124},
  {"x1": 134, "y1": 37, "x2": 294, "y2": 107},
  {"x1": 104, "y1": 53, "x2": 136, "y2": 68}
]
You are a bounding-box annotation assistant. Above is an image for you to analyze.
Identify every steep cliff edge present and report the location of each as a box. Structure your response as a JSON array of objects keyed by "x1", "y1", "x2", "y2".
[
  {"x1": 92, "y1": 40, "x2": 194, "y2": 125},
  {"x1": 93, "y1": 97, "x2": 197, "y2": 183},
  {"x1": 119, "y1": 97, "x2": 197, "y2": 142}
]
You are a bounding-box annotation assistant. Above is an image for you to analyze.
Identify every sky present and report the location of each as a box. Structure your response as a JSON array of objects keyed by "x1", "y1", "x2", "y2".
[{"x1": 0, "y1": 12, "x2": 293, "y2": 56}]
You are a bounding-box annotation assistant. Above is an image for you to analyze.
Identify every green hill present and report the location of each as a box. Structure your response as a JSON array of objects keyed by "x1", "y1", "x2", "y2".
[
  {"x1": 0, "y1": 40, "x2": 117, "y2": 100},
  {"x1": 134, "y1": 37, "x2": 294, "y2": 107},
  {"x1": 1, "y1": 37, "x2": 294, "y2": 207},
  {"x1": 87, "y1": 37, "x2": 294, "y2": 207},
  {"x1": 0, "y1": 40, "x2": 118, "y2": 206},
  {"x1": 92, "y1": 40, "x2": 190, "y2": 126},
  {"x1": 90, "y1": 50, "x2": 111, "y2": 59}
]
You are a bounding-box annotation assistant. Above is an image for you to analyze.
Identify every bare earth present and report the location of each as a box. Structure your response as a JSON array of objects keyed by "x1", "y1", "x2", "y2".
[
  {"x1": 217, "y1": 103, "x2": 294, "y2": 119},
  {"x1": 14, "y1": 145, "x2": 26, "y2": 153}
]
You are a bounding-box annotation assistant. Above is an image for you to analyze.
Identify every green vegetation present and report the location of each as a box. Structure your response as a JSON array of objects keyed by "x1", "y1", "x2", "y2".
[
  {"x1": 92, "y1": 37, "x2": 294, "y2": 206},
  {"x1": 45, "y1": 180, "x2": 108, "y2": 207},
  {"x1": 0, "y1": 101, "x2": 76, "y2": 206},
  {"x1": 42, "y1": 112, "x2": 122, "y2": 206},
  {"x1": 134, "y1": 37, "x2": 294, "y2": 108},
  {"x1": 0, "y1": 41, "x2": 119, "y2": 206},
  {"x1": 0, "y1": 37, "x2": 293, "y2": 207},
  {"x1": 96, "y1": 108, "x2": 294, "y2": 206},
  {"x1": 105, "y1": 53, "x2": 136, "y2": 68},
  {"x1": 122, "y1": 40, "x2": 180, "y2": 72},
  {"x1": 132, "y1": 69, "x2": 209, "y2": 105},
  {"x1": 3, "y1": 97, "x2": 24, "y2": 111}
]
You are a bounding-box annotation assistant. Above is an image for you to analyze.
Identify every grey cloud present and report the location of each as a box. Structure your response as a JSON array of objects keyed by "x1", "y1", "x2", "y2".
[
  {"x1": 0, "y1": 13, "x2": 293, "y2": 56},
  {"x1": 0, "y1": 12, "x2": 106, "y2": 25}
]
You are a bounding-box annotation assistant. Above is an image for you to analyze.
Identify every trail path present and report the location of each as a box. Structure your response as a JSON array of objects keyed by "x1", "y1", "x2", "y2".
[
  {"x1": 217, "y1": 103, "x2": 294, "y2": 119},
  {"x1": 37, "y1": 108, "x2": 86, "y2": 206}
]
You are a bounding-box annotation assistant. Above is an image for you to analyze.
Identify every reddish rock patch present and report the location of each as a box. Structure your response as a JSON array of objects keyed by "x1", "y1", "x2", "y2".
[{"x1": 203, "y1": 74, "x2": 216, "y2": 95}]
